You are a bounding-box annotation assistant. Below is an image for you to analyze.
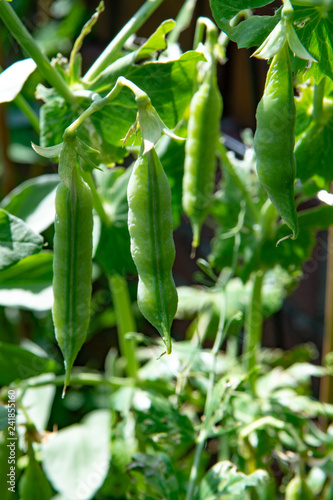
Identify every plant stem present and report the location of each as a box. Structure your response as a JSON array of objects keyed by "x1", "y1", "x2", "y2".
[
  {"x1": 320, "y1": 187, "x2": 333, "y2": 407},
  {"x1": 186, "y1": 428, "x2": 207, "y2": 500},
  {"x1": 15, "y1": 372, "x2": 134, "y2": 390},
  {"x1": 0, "y1": 0, "x2": 74, "y2": 103},
  {"x1": 217, "y1": 140, "x2": 260, "y2": 222},
  {"x1": 14, "y1": 94, "x2": 40, "y2": 134},
  {"x1": 193, "y1": 16, "x2": 217, "y2": 50},
  {"x1": 65, "y1": 77, "x2": 146, "y2": 136},
  {"x1": 243, "y1": 270, "x2": 264, "y2": 392},
  {"x1": 80, "y1": 170, "x2": 109, "y2": 226},
  {"x1": 83, "y1": 0, "x2": 166, "y2": 82},
  {"x1": 313, "y1": 77, "x2": 326, "y2": 121},
  {"x1": 108, "y1": 274, "x2": 139, "y2": 379},
  {"x1": 167, "y1": 0, "x2": 198, "y2": 45},
  {"x1": 186, "y1": 300, "x2": 226, "y2": 500}
]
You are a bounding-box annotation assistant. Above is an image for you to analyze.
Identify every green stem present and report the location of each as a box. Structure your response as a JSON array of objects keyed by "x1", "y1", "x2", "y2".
[
  {"x1": 0, "y1": 0, "x2": 74, "y2": 103},
  {"x1": 14, "y1": 94, "x2": 40, "y2": 134},
  {"x1": 243, "y1": 270, "x2": 264, "y2": 391},
  {"x1": 313, "y1": 77, "x2": 326, "y2": 121},
  {"x1": 167, "y1": 0, "x2": 198, "y2": 45},
  {"x1": 83, "y1": 0, "x2": 166, "y2": 82},
  {"x1": 108, "y1": 274, "x2": 139, "y2": 379},
  {"x1": 80, "y1": 170, "x2": 109, "y2": 226},
  {"x1": 69, "y1": 1, "x2": 105, "y2": 83},
  {"x1": 65, "y1": 77, "x2": 146, "y2": 136},
  {"x1": 193, "y1": 16, "x2": 217, "y2": 50},
  {"x1": 320, "y1": 186, "x2": 333, "y2": 408},
  {"x1": 217, "y1": 140, "x2": 260, "y2": 222},
  {"x1": 186, "y1": 300, "x2": 226, "y2": 500},
  {"x1": 186, "y1": 428, "x2": 207, "y2": 500},
  {"x1": 218, "y1": 11, "x2": 250, "y2": 49},
  {"x1": 14, "y1": 372, "x2": 134, "y2": 390}
]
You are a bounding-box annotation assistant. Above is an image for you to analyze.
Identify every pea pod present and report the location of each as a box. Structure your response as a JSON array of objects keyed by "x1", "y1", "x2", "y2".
[
  {"x1": 254, "y1": 43, "x2": 299, "y2": 240},
  {"x1": 182, "y1": 65, "x2": 222, "y2": 250},
  {"x1": 53, "y1": 164, "x2": 93, "y2": 390},
  {"x1": 127, "y1": 147, "x2": 178, "y2": 354}
]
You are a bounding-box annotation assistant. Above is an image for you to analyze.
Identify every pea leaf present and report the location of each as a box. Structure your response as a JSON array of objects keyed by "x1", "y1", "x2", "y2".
[
  {"x1": 293, "y1": 6, "x2": 333, "y2": 81},
  {"x1": 136, "y1": 19, "x2": 176, "y2": 59},
  {"x1": 155, "y1": 133, "x2": 186, "y2": 229},
  {"x1": 39, "y1": 52, "x2": 203, "y2": 164},
  {"x1": 194, "y1": 461, "x2": 269, "y2": 499},
  {"x1": 0, "y1": 174, "x2": 59, "y2": 233},
  {"x1": 209, "y1": 0, "x2": 279, "y2": 48},
  {"x1": 19, "y1": 445, "x2": 52, "y2": 500},
  {"x1": 0, "y1": 252, "x2": 53, "y2": 310},
  {"x1": 295, "y1": 85, "x2": 333, "y2": 183},
  {"x1": 0, "y1": 342, "x2": 58, "y2": 386},
  {"x1": 41, "y1": 410, "x2": 111, "y2": 500},
  {"x1": 128, "y1": 453, "x2": 181, "y2": 500},
  {"x1": 0, "y1": 209, "x2": 44, "y2": 271},
  {"x1": 210, "y1": 2, "x2": 332, "y2": 81},
  {"x1": 134, "y1": 391, "x2": 195, "y2": 448},
  {"x1": 94, "y1": 166, "x2": 137, "y2": 276},
  {"x1": 95, "y1": 224, "x2": 136, "y2": 277}
]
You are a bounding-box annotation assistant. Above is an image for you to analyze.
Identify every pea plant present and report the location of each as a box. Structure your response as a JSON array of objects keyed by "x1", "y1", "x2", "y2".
[{"x1": 1, "y1": 0, "x2": 333, "y2": 498}]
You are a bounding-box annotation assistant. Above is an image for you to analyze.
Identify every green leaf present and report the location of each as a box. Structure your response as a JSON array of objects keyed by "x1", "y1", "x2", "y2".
[
  {"x1": 128, "y1": 453, "x2": 181, "y2": 500},
  {"x1": 94, "y1": 166, "x2": 137, "y2": 276},
  {"x1": 0, "y1": 59, "x2": 37, "y2": 103},
  {"x1": 295, "y1": 114, "x2": 333, "y2": 184},
  {"x1": 0, "y1": 342, "x2": 58, "y2": 386},
  {"x1": 19, "y1": 448, "x2": 52, "y2": 500},
  {"x1": 155, "y1": 132, "x2": 186, "y2": 229},
  {"x1": 136, "y1": 19, "x2": 176, "y2": 59},
  {"x1": 40, "y1": 52, "x2": 203, "y2": 164},
  {"x1": 41, "y1": 410, "x2": 111, "y2": 500},
  {"x1": 177, "y1": 270, "x2": 288, "y2": 326},
  {"x1": 293, "y1": 6, "x2": 333, "y2": 81},
  {"x1": 134, "y1": 391, "x2": 195, "y2": 448},
  {"x1": 0, "y1": 252, "x2": 53, "y2": 310},
  {"x1": 0, "y1": 210, "x2": 43, "y2": 271},
  {"x1": 95, "y1": 165, "x2": 132, "y2": 225},
  {"x1": 0, "y1": 174, "x2": 59, "y2": 233},
  {"x1": 31, "y1": 142, "x2": 63, "y2": 159},
  {"x1": 209, "y1": 0, "x2": 279, "y2": 48},
  {"x1": 194, "y1": 460, "x2": 269, "y2": 499},
  {"x1": 95, "y1": 224, "x2": 136, "y2": 276}
]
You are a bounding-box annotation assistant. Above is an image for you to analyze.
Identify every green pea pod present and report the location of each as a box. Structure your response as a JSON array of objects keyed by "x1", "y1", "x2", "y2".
[
  {"x1": 182, "y1": 67, "x2": 222, "y2": 250},
  {"x1": 53, "y1": 166, "x2": 93, "y2": 390},
  {"x1": 254, "y1": 43, "x2": 299, "y2": 241},
  {"x1": 127, "y1": 147, "x2": 178, "y2": 354}
]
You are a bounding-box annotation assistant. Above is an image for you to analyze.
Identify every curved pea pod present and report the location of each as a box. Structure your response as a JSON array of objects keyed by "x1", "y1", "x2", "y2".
[
  {"x1": 53, "y1": 167, "x2": 93, "y2": 390},
  {"x1": 254, "y1": 43, "x2": 299, "y2": 240},
  {"x1": 182, "y1": 71, "x2": 222, "y2": 250},
  {"x1": 127, "y1": 148, "x2": 178, "y2": 354}
]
